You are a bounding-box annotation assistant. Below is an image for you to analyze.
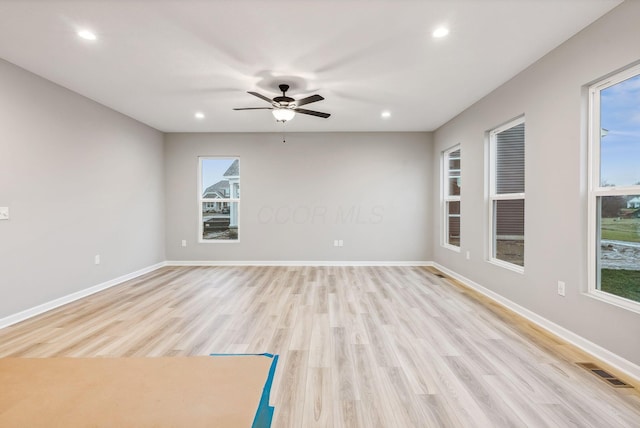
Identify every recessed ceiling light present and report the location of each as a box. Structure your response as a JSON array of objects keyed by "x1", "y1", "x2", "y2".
[
  {"x1": 77, "y1": 30, "x2": 97, "y2": 41},
  {"x1": 432, "y1": 27, "x2": 449, "y2": 39},
  {"x1": 195, "y1": 112, "x2": 205, "y2": 120},
  {"x1": 381, "y1": 110, "x2": 391, "y2": 119}
]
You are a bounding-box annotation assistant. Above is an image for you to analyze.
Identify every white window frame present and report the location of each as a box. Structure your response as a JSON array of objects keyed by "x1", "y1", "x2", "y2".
[
  {"x1": 488, "y1": 116, "x2": 525, "y2": 273},
  {"x1": 442, "y1": 145, "x2": 461, "y2": 251},
  {"x1": 198, "y1": 156, "x2": 240, "y2": 244},
  {"x1": 587, "y1": 64, "x2": 640, "y2": 313}
]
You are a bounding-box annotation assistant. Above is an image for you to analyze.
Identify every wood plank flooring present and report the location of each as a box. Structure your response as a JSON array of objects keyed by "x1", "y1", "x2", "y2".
[{"x1": 1, "y1": 266, "x2": 639, "y2": 427}]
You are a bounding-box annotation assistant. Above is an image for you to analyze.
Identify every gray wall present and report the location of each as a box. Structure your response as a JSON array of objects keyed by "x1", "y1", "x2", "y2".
[
  {"x1": 0, "y1": 59, "x2": 165, "y2": 319},
  {"x1": 165, "y1": 132, "x2": 433, "y2": 262},
  {"x1": 432, "y1": 1, "x2": 640, "y2": 366}
]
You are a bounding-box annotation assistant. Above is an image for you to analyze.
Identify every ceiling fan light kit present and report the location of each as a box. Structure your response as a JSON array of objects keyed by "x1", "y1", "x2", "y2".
[
  {"x1": 234, "y1": 84, "x2": 330, "y2": 123},
  {"x1": 272, "y1": 108, "x2": 295, "y2": 122}
]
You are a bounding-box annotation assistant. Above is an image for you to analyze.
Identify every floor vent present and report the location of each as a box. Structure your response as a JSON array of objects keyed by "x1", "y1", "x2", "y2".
[{"x1": 577, "y1": 362, "x2": 633, "y2": 388}]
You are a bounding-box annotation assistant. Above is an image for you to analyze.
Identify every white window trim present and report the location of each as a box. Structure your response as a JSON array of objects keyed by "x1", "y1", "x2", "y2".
[
  {"x1": 198, "y1": 156, "x2": 240, "y2": 244},
  {"x1": 587, "y1": 64, "x2": 640, "y2": 313},
  {"x1": 488, "y1": 116, "x2": 525, "y2": 273},
  {"x1": 442, "y1": 145, "x2": 461, "y2": 252}
]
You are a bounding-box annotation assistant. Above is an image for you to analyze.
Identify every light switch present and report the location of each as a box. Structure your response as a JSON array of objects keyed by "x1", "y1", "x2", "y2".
[{"x1": 0, "y1": 207, "x2": 8, "y2": 220}]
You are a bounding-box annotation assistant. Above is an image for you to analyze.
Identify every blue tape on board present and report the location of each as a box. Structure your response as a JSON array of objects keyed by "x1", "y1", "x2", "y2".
[{"x1": 209, "y1": 353, "x2": 279, "y2": 428}]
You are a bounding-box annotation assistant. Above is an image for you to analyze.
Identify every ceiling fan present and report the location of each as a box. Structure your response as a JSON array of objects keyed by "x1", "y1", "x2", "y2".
[{"x1": 234, "y1": 84, "x2": 330, "y2": 122}]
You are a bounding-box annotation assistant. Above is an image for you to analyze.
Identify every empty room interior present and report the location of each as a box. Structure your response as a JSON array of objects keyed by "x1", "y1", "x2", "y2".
[{"x1": 1, "y1": 1, "x2": 640, "y2": 427}]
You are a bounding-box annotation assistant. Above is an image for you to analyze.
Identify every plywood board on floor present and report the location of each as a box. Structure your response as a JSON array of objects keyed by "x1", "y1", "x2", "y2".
[{"x1": 0, "y1": 356, "x2": 274, "y2": 428}]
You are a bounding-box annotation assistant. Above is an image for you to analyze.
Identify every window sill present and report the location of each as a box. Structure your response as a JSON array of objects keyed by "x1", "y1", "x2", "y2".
[
  {"x1": 488, "y1": 258, "x2": 524, "y2": 274},
  {"x1": 442, "y1": 244, "x2": 461, "y2": 253},
  {"x1": 584, "y1": 290, "x2": 640, "y2": 315}
]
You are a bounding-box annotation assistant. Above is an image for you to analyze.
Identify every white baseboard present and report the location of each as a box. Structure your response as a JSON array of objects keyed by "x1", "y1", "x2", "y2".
[
  {"x1": 0, "y1": 262, "x2": 166, "y2": 330},
  {"x1": 166, "y1": 260, "x2": 433, "y2": 267},
  {"x1": 432, "y1": 262, "x2": 640, "y2": 383}
]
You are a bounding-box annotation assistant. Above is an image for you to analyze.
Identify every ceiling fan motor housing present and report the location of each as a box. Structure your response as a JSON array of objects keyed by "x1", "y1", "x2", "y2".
[
  {"x1": 273, "y1": 96, "x2": 295, "y2": 106},
  {"x1": 274, "y1": 84, "x2": 295, "y2": 106}
]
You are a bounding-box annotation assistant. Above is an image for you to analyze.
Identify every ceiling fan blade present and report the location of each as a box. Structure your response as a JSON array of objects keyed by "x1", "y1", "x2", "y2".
[
  {"x1": 233, "y1": 107, "x2": 273, "y2": 110},
  {"x1": 295, "y1": 94, "x2": 324, "y2": 107},
  {"x1": 294, "y1": 108, "x2": 331, "y2": 119},
  {"x1": 248, "y1": 91, "x2": 274, "y2": 104}
]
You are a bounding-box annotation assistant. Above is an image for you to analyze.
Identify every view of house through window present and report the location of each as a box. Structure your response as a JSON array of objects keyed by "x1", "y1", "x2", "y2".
[
  {"x1": 199, "y1": 157, "x2": 240, "y2": 241},
  {"x1": 443, "y1": 146, "x2": 461, "y2": 248},
  {"x1": 489, "y1": 118, "x2": 525, "y2": 268},
  {"x1": 590, "y1": 66, "x2": 640, "y2": 305}
]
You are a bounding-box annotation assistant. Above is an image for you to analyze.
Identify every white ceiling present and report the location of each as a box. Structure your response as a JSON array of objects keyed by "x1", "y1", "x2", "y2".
[{"x1": 0, "y1": 0, "x2": 622, "y2": 133}]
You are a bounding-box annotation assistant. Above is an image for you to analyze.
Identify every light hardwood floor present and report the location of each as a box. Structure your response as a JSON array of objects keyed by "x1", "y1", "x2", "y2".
[{"x1": 1, "y1": 266, "x2": 639, "y2": 427}]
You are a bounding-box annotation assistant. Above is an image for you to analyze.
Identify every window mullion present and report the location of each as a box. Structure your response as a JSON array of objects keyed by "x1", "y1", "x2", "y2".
[{"x1": 492, "y1": 192, "x2": 525, "y2": 201}]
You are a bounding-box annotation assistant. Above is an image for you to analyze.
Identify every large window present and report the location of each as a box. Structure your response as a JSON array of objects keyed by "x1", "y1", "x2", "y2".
[
  {"x1": 588, "y1": 65, "x2": 640, "y2": 309},
  {"x1": 199, "y1": 157, "x2": 240, "y2": 242},
  {"x1": 442, "y1": 146, "x2": 461, "y2": 249},
  {"x1": 489, "y1": 117, "x2": 525, "y2": 270}
]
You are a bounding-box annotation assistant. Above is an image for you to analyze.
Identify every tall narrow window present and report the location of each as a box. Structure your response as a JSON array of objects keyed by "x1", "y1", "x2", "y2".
[
  {"x1": 589, "y1": 65, "x2": 640, "y2": 309},
  {"x1": 199, "y1": 157, "x2": 240, "y2": 242},
  {"x1": 489, "y1": 117, "x2": 525, "y2": 269},
  {"x1": 443, "y1": 146, "x2": 461, "y2": 249}
]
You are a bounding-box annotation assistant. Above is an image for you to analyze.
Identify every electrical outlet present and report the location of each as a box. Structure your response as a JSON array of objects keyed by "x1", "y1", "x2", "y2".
[
  {"x1": 338, "y1": 240, "x2": 344, "y2": 247},
  {"x1": 334, "y1": 240, "x2": 339, "y2": 247},
  {"x1": 181, "y1": 240, "x2": 187, "y2": 247},
  {"x1": 466, "y1": 251, "x2": 470, "y2": 260},
  {"x1": 95, "y1": 254, "x2": 101, "y2": 265},
  {"x1": 0, "y1": 207, "x2": 8, "y2": 220},
  {"x1": 557, "y1": 281, "x2": 565, "y2": 297}
]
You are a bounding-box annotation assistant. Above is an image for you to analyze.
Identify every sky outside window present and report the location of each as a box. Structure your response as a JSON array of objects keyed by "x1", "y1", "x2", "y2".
[
  {"x1": 600, "y1": 74, "x2": 640, "y2": 187},
  {"x1": 202, "y1": 158, "x2": 237, "y2": 192}
]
